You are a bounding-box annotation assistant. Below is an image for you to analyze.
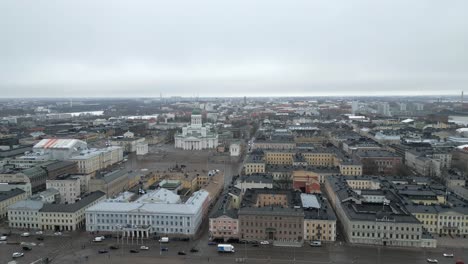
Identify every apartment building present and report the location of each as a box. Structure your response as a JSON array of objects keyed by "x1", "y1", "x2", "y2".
[
  {"x1": 238, "y1": 189, "x2": 304, "y2": 243},
  {"x1": 8, "y1": 191, "x2": 106, "y2": 231},
  {"x1": 0, "y1": 189, "x2": 27, "y2": 218},
  {"x1": 69, "y1": 146, "x2": 123, "y2": 175},
  {"x1": 324, "y1": 176, "x2": 436, "y2": 248},
  {"x1": 302, "y1": 193, "x2": 337, "y2": 242},
  {"x1": 355, "y1": 150, "x2": 402, "y2": 175},
  {"x1": 46, "y1": 174, "x2": 81, "y2": 204},
  {"x1": 244, "y1": 153, "x2": 266, "y2": 175}
]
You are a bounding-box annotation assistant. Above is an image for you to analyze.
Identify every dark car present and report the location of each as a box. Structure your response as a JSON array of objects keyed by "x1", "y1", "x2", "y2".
[
  {"x1": 98, "y1": 249, "x2": 108, "y2": 254},
  {"x1": 178, "y1": 251, "x2": 186, "y2": 255},
  {"x1": 161, "y1": 247, "x2": 169, "y2": 251},
  {"x1": 36, "y1": 237, "x2": 44, "y2": 241},
  {"x1": 109, "y1": 245, "x2": 119, "y2": 250},
  {"x1": 190, "y1": 248, "x2": 199, "y2": 253},
  {"x1": 130, "y1": 249, "x2": 139, "y2": 253},
  {"x1": 22, "y1": 246, "x2": 32, "y2": 251},
  {"x1": 252, "y1": 244, "x2": 259, "y2": 247},
  {"x1": 180, "y1": 238, "x2": 190, "y2": 242},
  {"x1": 208, "y1": 242, "x2": 217, "y2": 246}
]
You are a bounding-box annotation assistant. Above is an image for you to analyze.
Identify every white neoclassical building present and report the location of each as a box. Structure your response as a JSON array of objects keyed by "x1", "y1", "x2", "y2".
[{"x1": 174, "y1": 109, "x2": 218, "y2": 150}]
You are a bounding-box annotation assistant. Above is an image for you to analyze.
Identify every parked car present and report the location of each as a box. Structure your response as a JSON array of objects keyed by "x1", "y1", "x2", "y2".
[
  {"x1": 161, "y1": 247, "x2": 169, "y2": 251},
  {"x1": 260, "y1": 241, "x2": 269, "y2": 245},
  {"x1": 427, "y1": 259, "x2": 438, "y2": 263},
  {"x1": 208, "y1": 242, "x2": 217, "y2": 246},
  {"x1": 140, "y1": 246, "x2": 149, "y2": 250},
  {"x1": 443, "y1": 253, "x2": 454, "y2": 257},
  {"x1": 190, "y1": 248, "x2": 199, "y2": 253},
  {"x1": 0, "y1": 236, "x2": 7, "y2": 241},
  {"x1": 12, "y1": 252, "x2": 24, "y2": 258},
  {"x1": 54, "y1": 232, "x2": 62, "y2": 236},
  {"x1": 109, "y1": 245, "x2": 119, "y2": 250},
  {"x1": 98, "y1": 249, "x2": 109, "y2": 254},
  {"x1": 35, "y1": 231, "x2": 43, "y2": 235},
  {"x1": 22, "y1": 246, "x2": 32, "y2": 251},
  {"x1": 21, "y1": 232, "x2": 30, "y2": 237},
  {"x1": 178, "y1": 251, "x2": 186, "y2": 255},
  {"x1": 36, "y1": 237, "x2": 44, "y2": 241},
  {"x1": 130, "y1": 249, "x2": 139, "y2": 253},
  {"x1": 252, "y1": 244, "x2": 259, "y2": 247}
]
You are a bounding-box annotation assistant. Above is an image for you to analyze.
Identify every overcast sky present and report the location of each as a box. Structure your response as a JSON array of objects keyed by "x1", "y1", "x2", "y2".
[{"x1": 0, "y1": 0, "x2": 467, "y2": 97}]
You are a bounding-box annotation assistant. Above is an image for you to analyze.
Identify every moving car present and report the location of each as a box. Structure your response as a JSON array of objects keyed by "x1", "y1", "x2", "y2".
[
  {"x1": 190, "y1": 248, "x2": 199, "y2": 253},
  {"x1": 217, "y1": 244, "x2": 235, "y2": 253},
  {"x1": 208, "y1": 241, "x2": 217, "y2": 246},
  {"x1": 0, "y1": 236, "x2": 7, "y2": 241},
  {"x1": 22, "y1": 246, "x2": 32, "y2": 251},
  {"x1": 140, "y1": 246, "x2": 149, "y2": 250},
  {"x1": 159, "y1": 237, "x2": 169, "y2": 243},
  {"x1": 310, "y1": 240, "x2": 322, "y2": 247},
  {"x1": 93, "y1": 236, "x2": 105, "y2": 242},
  {"x1": 37, "y1": 237, "x2": 44, "y2": 241},
  {"x1": 178, "y1": 251, "x2": 186, "y2": 255},
  {"x1": 443, "y1": 253, "x2": 454, "y2": 257},
  {"x1": 98, "y1": 249, "x2": 109, "y2": 254},
  {"x1": 35, "y1": 231, "x2": 43, "y2": 235},
  {"x1": 260, "y1": 241, "x2": 269, "y2": 245},
  {"x1": 54, "y1": 232, "x2": 62, "y2": 236},
  {"x1": 21, "y1": 232, "x2": 30, "y2": 237},
  {"x1": 161, "y1": 247, "x2": 169, "y2": 251},
  {"x1": 427, "y1": 259, "x2": 438, "y2": 263},
  {"x1": 130, "y1": 249, "x2": 139, "y2": 253},
  {"x1": 12, "y1": 252, "x2": 24, "y2": 258},
  {"x1": 109, "y1": 245, "x2": 119, "y2": 250}
]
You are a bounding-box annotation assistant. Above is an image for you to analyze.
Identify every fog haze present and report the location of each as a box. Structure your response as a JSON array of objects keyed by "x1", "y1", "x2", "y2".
[{"x1": 0, "y1": 0, "x2": 467, "y2": 97}]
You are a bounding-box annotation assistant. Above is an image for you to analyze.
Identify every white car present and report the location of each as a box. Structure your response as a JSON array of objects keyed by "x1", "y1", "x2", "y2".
[
  {"x1": 443, "y1": 253, "x2": 454, "y2": 257},
  {"x1": 140, "y1": 246, "x2": 149, "y2": 250},
  {"x1": 260, "y1": 241, "x2": 269, "y2": 245},
  {"x1": 0, "y1": 236, "x2": 7, "y2": 241},
  {"x1": 54, "y1": 232, "x2": 63, "y2": 236},
  {"x1": 35, "y1": 231, "x2": 43, "y2": 235},
  {"x1": 427, "y1": 259, "x2": 438, "y2": 263},
  {"x1": 12, "y1": 252, "x2": 24, "y2": 258},
  {"x1": 21, "y1": 232, "x2": 30, "y2": 237}
]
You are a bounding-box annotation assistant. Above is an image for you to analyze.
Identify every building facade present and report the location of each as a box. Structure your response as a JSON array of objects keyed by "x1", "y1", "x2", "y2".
[
  {"x1": 174, "y1": 110, "x2": 218, "y2": 150},
  {"x1": 85, "y1": 189, "x2": 210, "y2": 237}
]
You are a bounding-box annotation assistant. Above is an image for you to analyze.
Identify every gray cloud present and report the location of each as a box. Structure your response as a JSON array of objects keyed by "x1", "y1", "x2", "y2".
[{"x1": 0, "y1": 0, "x2": 467, "y2": 97}]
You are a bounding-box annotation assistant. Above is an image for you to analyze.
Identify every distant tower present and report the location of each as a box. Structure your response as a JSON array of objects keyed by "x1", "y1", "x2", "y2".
[
  {"x1": 244, "y1": 96, "x2": 247, "y2": 105},
  {"x1": 461, "y1": 91, "x2": 464, "y2": 110},
  {"x1": 70, "y1": 98, "x2": 73, "y2": 108}
]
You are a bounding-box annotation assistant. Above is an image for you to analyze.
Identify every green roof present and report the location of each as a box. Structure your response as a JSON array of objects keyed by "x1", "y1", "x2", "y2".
[{"x1": 192, "y1": 108, "x2": 202, "y2": 115}]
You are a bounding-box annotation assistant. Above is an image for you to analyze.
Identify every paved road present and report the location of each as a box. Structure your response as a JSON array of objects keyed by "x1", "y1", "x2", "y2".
[{"x1": 1, "y1": 229, "x2": 467, "y2": 264}]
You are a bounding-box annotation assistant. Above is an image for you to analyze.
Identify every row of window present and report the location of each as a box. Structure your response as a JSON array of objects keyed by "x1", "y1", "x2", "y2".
[
  {"x1": 352, "y1": 224, "x2": 420, "y2": 232},
  {"x1": 352, "y1": 232, "x2": 420, "y2": 240}
]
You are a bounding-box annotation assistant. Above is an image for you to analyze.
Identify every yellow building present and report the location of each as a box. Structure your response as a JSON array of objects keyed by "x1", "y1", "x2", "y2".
[
  {"x1": 339, "y1": 164, "x2": 363, "y2": 176},
  {"x1": 264, "y1": 150, "x2": 294, "y2": 165}
]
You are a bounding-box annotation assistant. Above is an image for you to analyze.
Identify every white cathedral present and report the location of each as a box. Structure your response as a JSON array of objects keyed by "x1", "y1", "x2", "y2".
[{"x1": 174, "y1": 109, "x2": 218, "y2": 150}]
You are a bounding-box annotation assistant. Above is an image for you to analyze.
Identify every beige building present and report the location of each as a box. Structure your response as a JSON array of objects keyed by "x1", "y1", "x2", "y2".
[
  {"x1": 70, "y1": 146, "x2": 123, "y2": 175},
  {"x1": 0, "y1": 189, "x2": 27, "y2": 218},
  {"x1": 244, "y1": 154, "x2": 266, "y2": 175},
  {"x1": 8, "y1": 191, "x2": 106, "y2": 231},
  {"x1": 89, "y1": 170, "x2": 142, "y2": 198},
  {"x1": 39, "y1": 191, "x2": 106, "y2": 231},
  {"x1": 325, "y1": 176, "x2": 436, "y2": 248},
  {"x1": 46, "y1": 175, "x2": 81, "y2": 204}
]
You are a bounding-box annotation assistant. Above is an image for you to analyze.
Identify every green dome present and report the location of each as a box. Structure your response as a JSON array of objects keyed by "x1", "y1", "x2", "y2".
[{"x1": 192, "y1": 108, "x2": 202, "y2": 115}]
